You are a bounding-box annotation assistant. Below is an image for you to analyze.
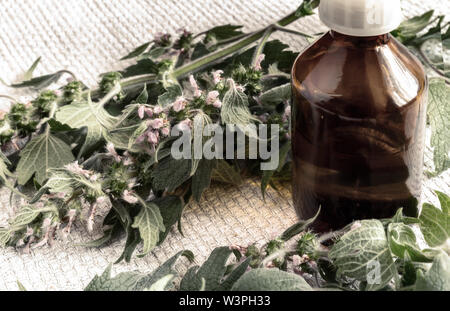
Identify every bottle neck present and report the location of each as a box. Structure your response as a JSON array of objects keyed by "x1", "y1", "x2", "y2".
[{"x1": 329, "y1": 30, "x2": 391, "y2": 47}]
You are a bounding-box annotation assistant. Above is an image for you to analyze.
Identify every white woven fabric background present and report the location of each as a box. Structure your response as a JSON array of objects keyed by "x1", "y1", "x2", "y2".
[{"x1": 0, "y1": 0, "x2": 448, "y2": 291}]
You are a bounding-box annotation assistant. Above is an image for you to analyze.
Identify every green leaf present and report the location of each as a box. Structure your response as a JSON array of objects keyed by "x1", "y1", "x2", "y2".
[
  {"x1": 16, "y1": 132, "x2": 75, "y2": 185},
  {"x1": 387, "y1": 223, "x2": 434, "y2": 262},
  {"x1": 392, "y1": 10, "x2": 435, "y2": 43},
  {"x1": 419, "y1": 202, "x2": 449, "y2": 247},
  {"x1": 121, "y1": 42, "x2": 151, "y2": 60},
  {"x1": 151, "y1": 157, "x2": 192, "y2": 192},
  {"x1": 122, "y1": 58, "x2": 159, "y2": 78},
  {"x1": 427, "y1": 79, "x2": 450, "y2": 174},
  {"x1": 329, "y1": 220, "x2": 397, "y2": 291},
  {"x1": 84, "y1": 265, "x2": 143, "y2": 291},
  {"x1": 0, "y1": 228, "x2": 11, "y2": 248},
  {"x1": 218, "y1": 257, "x2": 252, "y2": 291},
  {"x1": 211, "y1": 160, "x2": 242, "y2": 186},
  {"x1": 415, "y1": 252, "x2": 450, "y2": 291},
  {"x1": 221, "y1": 79, "x2": 257, "y2": 126},
  {"x1": 11, "y1": 71, "x2": 65, "y2": 89},
  {"x1": 11, "y1": 204, "x2": 57, "y2": 229},
  {"x1": 261, "y1": 142, "x2": 290, "y2": 199},
  {"x1": 135, "y1": 250, "x2": 193, "y2": 291},
  {"x1": 192, "y1": 159, "x2": 215, "y2": 202},
  {"x1": 279, "y1": 207, "x2": 320, "y2": 242},
  {"x1": 259, "y1": 83, "x2": 291, "y2": 105},
  {"x1": 435, "y1": 190, "x2": 449, "y2": 215},
  {"x1": 0, "y1": 151, "x2": 13, "y2": 184},
  {"x1": 56, "y1": 94, "x2": 117, "y2": 157},
  {"x1": 23, "y1": 57, "x2": 41, "y2": 81},
  {"x1": 204, "y1": 25, "x2": 244, "y2": 42},
  {"x1": 157, "y1": 84, "x2": 182, "y2": 107},
  {"x1": 155, "y1": 195, "x2": 184, "y2": 244},
  {"x1": 43, "y1": 167, "x2": 103, "y2": 197},
  {"x1": 180, "y1": 247, "x2": 233, "y2": 291},
  {"x1": 232, "y1": 268, "x2": 313, "y2": 291},
  {"x1": 132, "y1": 200, "x2": 165, "y2": 257}
]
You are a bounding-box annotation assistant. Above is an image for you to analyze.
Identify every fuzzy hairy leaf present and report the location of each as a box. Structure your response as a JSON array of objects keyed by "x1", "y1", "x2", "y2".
[
  {"x1": 221, "y1": 79, "x2": 256, "y2": 126},
  {"x1": 329, "y1": 220, "x2": 397, "y2": 291},
  {"x1": 232, "y1": 268, "x2": 313, "y2": 291},
  {"x1": 155, "y1": 196, "x2": 184, "y2": 244},
  {"x1": 151, "y1": 157, "x2": 192, "y2": 192},
  {"x1": 428, "y1": 79, "x2": 450, "y2": 174},
  {"x1": 419, "y1": 202, "x2": 449, "y2": 247},
  {"x1": 0, "y1": 228, "x2": 11, "y2": 248},
  {"x1": 388, "y1": 223, "x2": 434, "y2": 262},
  {"x1": 44, "y1": 167, "x2": 103, "y2": 197},
  {"x1": 56, "y1": 95, "x2": 118, "y2": 157},
  {"x1": 157, "y1": 84, "x2": 182, "y2": 107},
  {"x1": 10, "y1": 204, "x2": 57, "y2": 229},
  {"x1": 16, "y1": 133, "x2": 75, "y2": 185},
  {"x1": 179, "y1": 246, "x2": 233, "y2": 291},
  {"x1": 132, "y1": 201, "x2": 165, "y2": 257},
  {"x1": 259, "y1": 83, "x2": 291, "y2": 105},
  {"x1": 204, "y1": 24, "x2": 244, "y2": 42},
  {"x1": 0, "y1": 151, "x2": 13, "y2": 184},
  {"x1": 11, "y1": 71, "x2": 65, "y2": 89},
  {"x1": 415, "y1": 252, "x2": 450, "y2": 291},
  {"x1": 85, "y1": 265, "x2": 143, "y2": 291},
  {"x1": 192, "y1": 159, "x2": 215, "y2": 202}
]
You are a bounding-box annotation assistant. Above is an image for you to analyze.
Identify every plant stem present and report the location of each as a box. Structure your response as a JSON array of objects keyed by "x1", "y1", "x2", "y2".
[{"x1": 251, "y1": 26, "x2": 276, "y2": 68}]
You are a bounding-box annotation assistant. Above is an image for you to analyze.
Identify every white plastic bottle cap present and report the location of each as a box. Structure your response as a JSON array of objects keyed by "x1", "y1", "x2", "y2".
[{"x1": 319, "y1": 0, "x2": 403, "y2": 37}]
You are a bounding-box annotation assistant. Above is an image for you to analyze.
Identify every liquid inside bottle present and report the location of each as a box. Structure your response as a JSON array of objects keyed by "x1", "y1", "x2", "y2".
[{"x1": 291, "y1": 30, "x2": 427, "y2": 232}]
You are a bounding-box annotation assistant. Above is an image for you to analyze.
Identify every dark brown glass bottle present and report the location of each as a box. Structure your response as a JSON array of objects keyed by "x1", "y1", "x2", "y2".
[{"x1": 291, "y1": 31, "x2": 427, "y2": 232}]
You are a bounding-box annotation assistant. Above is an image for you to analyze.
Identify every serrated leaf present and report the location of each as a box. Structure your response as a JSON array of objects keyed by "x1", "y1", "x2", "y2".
[
  {"x1": 16, "y1": 132, "x2": 75, "y2": 185},
  {"x1": 84, "y1": 265, "x2": 143, "y2": 291},
  {"x1": 56, "y1": 94, "x2": 118, "y2": 157},
  {"x1": 329, "y1": 220, "x2": 397, "y2": 291},
  {"x1": 419, "y1": 202, "x2": 449, "y2": 247},
  {"x1": 232, "y1": 268, "x2": 313, "y2": 291},
  {"x1": 415, "y1": 252, "x2": 450, "y2": 291},
  {"x1": 388, "y1": 223, "x2": 434, "y2": 262},
  {"x1": 211, "y1": 160, "x2": 242, "y2": 186},
  {"x1": 179, "y1": 247, "x2": 233, "y2": 291},
  {"x1": 43, "y1": 167, "x2": 103, "y2": 197},
  {"x1": 121, "y1": 42, "x2": 151, "y2": 60},
  {"x1": 428, "y1": 79, "x2": 450, "y2": 174},
  {"x1": 192, "y1": 159, "x2": 215, "y2": 202},
  {"x1": 151, "y1": 157, "x2": 192, "y2": 192},
  {"x1": 132, "y1": 200, "x2": 165, "y2": 257}
]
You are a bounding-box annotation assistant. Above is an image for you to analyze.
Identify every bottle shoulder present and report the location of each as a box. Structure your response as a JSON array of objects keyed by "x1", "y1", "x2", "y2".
[{"x1": 292, "y1": 32, "x2": 427, "y2": 117}]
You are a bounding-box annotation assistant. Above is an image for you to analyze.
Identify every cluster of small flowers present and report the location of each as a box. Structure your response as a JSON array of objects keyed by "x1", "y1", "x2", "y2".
[{"x1": 136, "y1": 105, "x2": 171, "y2": 147}]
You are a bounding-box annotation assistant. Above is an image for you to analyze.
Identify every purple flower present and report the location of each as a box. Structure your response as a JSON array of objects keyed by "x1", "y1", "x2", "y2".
[
  {"x1": 172, "y1": 97, "x2": 187, "y2": 112},
  {"x1": 175, "y1": 118, "x2": 192, "y2": 132},
  {"x1": 148, "y1": 118, "x2": 164, "y2": 129},
  {"x1": 153, "y1": 105, "x2": 163, "y2": 114},
  {"x1": 138, "y1": 106, "x2": 145, "y2": 119},
  {"x1": 189, "y1": 75, "x2": 202, "y2": 97},
  {"x1": 212, "y1": 70, "x2": 224, "y2": 84},
  {"x1": 122, "y1": 190, "x2": 138, "y2": 204},
  {"x1": 147, "y1": 130, "x2": 159, "y2": 144},
  {"x1": 160, "y1": 127, "x2": 170, "y2": 137}
]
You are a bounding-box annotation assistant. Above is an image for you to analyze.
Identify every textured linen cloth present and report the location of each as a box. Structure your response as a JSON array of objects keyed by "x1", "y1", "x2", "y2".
[{"x1": 0, "y1": 0, "x2": 448, "y2": 290}]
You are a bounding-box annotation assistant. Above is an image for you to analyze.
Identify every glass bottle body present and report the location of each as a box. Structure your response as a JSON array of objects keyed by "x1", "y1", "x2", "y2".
[{"x1": 291, "y1": 31, "x2": 427, "y2": 232}]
